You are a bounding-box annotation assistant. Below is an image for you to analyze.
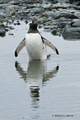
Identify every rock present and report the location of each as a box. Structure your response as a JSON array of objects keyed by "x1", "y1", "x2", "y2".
[
  {"x1": 72, "y1": 1, "x2": 80, "y2": 6},
  {"x1": 62, "y1": 25, "x2": 80, "y2": 39},
  {"x1": 1, "y1": 0, "x2": 80, "y2": 39},
  {"x1": 14, "y1": 21, "x2": 20, "y2": 25},
  {"x1": 57, "y1": 19, "x2": 71, "y2": 28},
  {"x1": 52, "y1": 3, "x2": 70, "y2": 9},
  {"x1": 6, "y1": 5, "x2": 20, "y2": 11},
  {"x1": 0, "y1": 12, "x2": 5, "y2": 18},
  {"x1": 5, "y1": 28, "x2": 9, "y2": 32},
  {"x1": 42, "y1": 11, "x2": 55, "y2": 17},
  {"x1": 8, "y1": 33, "x2": 14, "y2": 36},
  {"x1": 0, "y1": 0, "x2": 11, "y2": 4},
  {"x1": 54, "y1": 10, "x2": 78, "y2": 19},
  {"x1": 52, "y1": 3, "x2": 80, "y2": 10},
  {"x1": 74, "y1": 12, "x2": 80, "y2": 18},
  {"x1": 59, "y1": 17, "x2": 66, "y2": 20},
  {"x1": 10, "y1": 1, "x2": 19, "y2": 5},
  {"x1": 69, "y1": 0, "x2": 80, "y2": 4},
  {"x1": 23, "y1": 0, "x2": 41, "y2": 4},
  {"x1": 25, "y1": 20, "x2": 28, "y2": 24},
  {"x1": 37, "y1": 18, "x2": 45, "y2": 24},
  {"x1": 51, "y1": 28, "x2": 59, "y2": 35},
  {"x1": 71, "y1": 19, "x2": 80, "y2": 27},
  {"x1": 53, "y1": 0, "x2": 69, "y2": 4},
  {"x1": 0, "y1": 28, "x2": 6, "y2": 37},
  {"x1": 17, "y1": 21, "x2": 20, "y2": 25},
  {"x1": 19, "y1": 9, "x2": 31, "y2": 15},
  {"x1": 31, "y1": 7, "x2": 44, "y2": 13},
  {"x1": 42, "y1": 3, "x2": 52, "y2": 9},
  {"x1": 44, "y1": 26, "x2": 50, "y2": 29},
  {"x1": 9, "y1": 26, "x2": 14, "y2": 30}
]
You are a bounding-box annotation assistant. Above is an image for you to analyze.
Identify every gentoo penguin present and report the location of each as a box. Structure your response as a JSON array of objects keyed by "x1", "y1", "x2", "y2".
[{"x1": 15, "y1": 20, "x2": 59, "y2": 60}]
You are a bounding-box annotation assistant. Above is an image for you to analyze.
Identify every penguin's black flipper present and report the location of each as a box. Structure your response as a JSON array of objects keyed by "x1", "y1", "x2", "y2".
[
  {"x1": 15, "y1": 61, "x2": 26, "y2": 80},
  {"x1": 15, "y1": 38, "x2": 26, "y2": 57},
  {"x1": 41, "y1": 36, "x2": 59, "y2": 55}
]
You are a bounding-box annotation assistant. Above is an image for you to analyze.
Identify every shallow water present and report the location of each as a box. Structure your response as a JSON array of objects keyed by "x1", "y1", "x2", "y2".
[{"x1": 0, "y1": 21, "x2": 80, "y2": 120}]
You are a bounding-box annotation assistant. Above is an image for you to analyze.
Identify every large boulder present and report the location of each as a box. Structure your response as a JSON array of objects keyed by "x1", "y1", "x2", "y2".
[
  {"x1": 62, "y1": 25, "x2": 80, "y2": 40},
  {"x1": 71, "y1": 19, "x2": 80, "y2": 27},
  {"x1": 54, "y1": 10, "x2": 78, "y2": 19}
]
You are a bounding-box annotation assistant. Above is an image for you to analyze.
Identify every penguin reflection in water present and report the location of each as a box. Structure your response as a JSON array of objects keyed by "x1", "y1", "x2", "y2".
[
  {"x1": 15, "y1": 20, "x2": 59, "y2": 60},
  {"x1": 15, "y1": 60, "x2": 59, "y2": 108}
]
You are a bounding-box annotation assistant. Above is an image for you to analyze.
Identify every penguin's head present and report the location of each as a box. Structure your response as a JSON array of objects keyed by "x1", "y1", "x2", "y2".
[{"x1": 29, "y1": 20, "x2": 37, "y2": 30}]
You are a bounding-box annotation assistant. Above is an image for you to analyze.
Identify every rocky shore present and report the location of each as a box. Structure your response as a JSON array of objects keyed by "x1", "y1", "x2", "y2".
[{"x1": 0, "y1": 0, "x2": 80, "y2": 39}]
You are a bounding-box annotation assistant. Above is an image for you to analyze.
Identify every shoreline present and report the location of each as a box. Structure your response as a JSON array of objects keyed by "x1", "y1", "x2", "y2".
[{"x1": 0, "y1": 0, "x2": 80, "y2": 39}]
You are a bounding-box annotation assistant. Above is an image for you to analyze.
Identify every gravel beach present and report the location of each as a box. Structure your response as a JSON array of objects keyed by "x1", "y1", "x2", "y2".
[{"x1": 0, "y1": 0, "x2": 80, "y2": 39}]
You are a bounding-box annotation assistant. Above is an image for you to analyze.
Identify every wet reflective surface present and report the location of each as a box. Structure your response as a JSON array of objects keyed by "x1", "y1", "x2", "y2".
[
  {"x1": 0, "y1": 21, "x2": 80, "y2": 120},
  {"x1": 15, "y1": 60, "x2": 59, "y2": 109}
]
